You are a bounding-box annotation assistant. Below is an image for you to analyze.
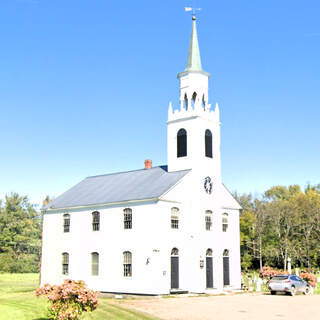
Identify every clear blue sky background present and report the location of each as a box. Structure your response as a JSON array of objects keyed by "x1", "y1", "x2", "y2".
[{"x1": 1, "y1": 0, "x2": 319, "y2": 207}]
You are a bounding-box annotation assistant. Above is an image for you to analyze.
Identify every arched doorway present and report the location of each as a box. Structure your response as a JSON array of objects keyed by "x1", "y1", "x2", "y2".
[
  {"x1": 223, "y1": 249, "x2": 230, "y2": 286},
  {"x1": 206, "y1": 249, "x2": 213, "y2": 288},
  {"x1": 171, "y1": 248, "x2": 179, "y2": 289}
]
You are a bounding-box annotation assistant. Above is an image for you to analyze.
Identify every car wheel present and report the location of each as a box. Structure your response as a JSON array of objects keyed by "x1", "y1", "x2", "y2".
[
  {"x1": 304, "y1": 286, "x2": 310, "y2": 295},
  {"x1": 271, "y1": 291, "x2": 276, "y2": 295},
  {"x1": 290, "y1": 286, "x2": 296, "y2": 296}
]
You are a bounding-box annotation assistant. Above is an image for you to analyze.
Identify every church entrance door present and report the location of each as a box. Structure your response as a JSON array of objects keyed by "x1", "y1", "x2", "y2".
[
  {"x1": 223, "y1": 249, "x2": 230, "y2": 286},
  {"x1": 206, "y1": 249, "x2": 213, "y2": 288},
  {"x1": 171, "y1": 248, "x2": 179, "y2": 289}
]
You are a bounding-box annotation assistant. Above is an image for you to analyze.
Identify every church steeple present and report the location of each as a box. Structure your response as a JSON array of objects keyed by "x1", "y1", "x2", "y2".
[
  {"x1": 186, "y1": 16, "x2": 202, "y2": 72},
  {"x1": 167, "y1": 15, "x2": 221, "y2": 179}
]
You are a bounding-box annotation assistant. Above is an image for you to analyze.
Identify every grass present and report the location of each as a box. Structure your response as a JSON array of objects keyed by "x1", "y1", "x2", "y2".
[{"x1": 0, "y1": 273, "x2": 159, "y2": 320}]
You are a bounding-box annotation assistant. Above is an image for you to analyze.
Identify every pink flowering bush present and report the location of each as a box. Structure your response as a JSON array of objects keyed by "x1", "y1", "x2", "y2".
[
  {"x1": 35, "y1": 279, "x2": 98, "y2": 320},
  {"x1": 259, "y1": 266, "x2": 283, "y2": 280},
  {"x1": 299, "y1": 271, "x2": 317, "y2": 288}
]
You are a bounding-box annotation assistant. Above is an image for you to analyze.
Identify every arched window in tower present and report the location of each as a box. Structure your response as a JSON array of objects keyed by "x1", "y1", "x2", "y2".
[
  {"x1": 205, "y1": 129, "x2": 213, "y2": 158},
  {"x1": 191, "y1": 92, "x2": 197, "y2": 108},
  {"x1": 177, "y1": 129, "x2": 187, "y2": 158},
  {"x1": 183, "y1": 93, "x2": 188, "y2": 110},
  {"x1": 202, "y1": 95, "x2": 206, "y2": 109}
]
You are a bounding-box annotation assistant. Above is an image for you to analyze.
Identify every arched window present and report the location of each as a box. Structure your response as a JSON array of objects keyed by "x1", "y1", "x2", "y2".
[
  {"x1": 171, "y1": 207, "x2": 179, "y2": 229},
  {"x1": 205, "y1": 129, "x2": 213, "y2": 158},
  {"x1": 202, "y1": 95, "x2": 206, "y2": 109},
  {"x1": 123, "y1": 251, "x2": 132, "y2": 277},
  {"x1": 183, "y1": 93, "x2": 188, "y2": 110},
  {"x1": 171, "y1": 248, "x2": 179, "y2": 289},
  {"x1": 206, "y1": 248, "x2": 213, "y2": 257},
  {"x1": 223, "y1": 249, "x2": 230, "y2": 286},
  {"x1": 191, "y1": 92, "x2": 197, "y2": 108},
  {"x1": 91, "y1": 252, "x2": 99, "y2": 276},
  {"x1": 63, "y1": 214, "x2": 70, "y2": 233},
  {"x1": 171, "y1": 247, "x2": 179, "y2": 256},
  {"x1": 177, "y1": 128, "x2": 187, "y2": 158},
  {"x1": 124, "y1": 208, "x2": 132, "y2": 229},
  {"x1": 205, "y1": 210, "x2": 212, "y2": 231},
  {"x1": 62, "y1": 252, "x2": 69, "y2": 275},
  {"x1": 92, "y1": 211, "x2": 100, "y2": 231},
  {"x1": 222, "y1": 213, "x2": 229, "y2": 232}
]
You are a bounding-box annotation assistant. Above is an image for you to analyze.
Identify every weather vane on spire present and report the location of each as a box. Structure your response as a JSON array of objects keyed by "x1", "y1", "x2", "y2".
[{"x1": 185, "y1": 6, "x2": 201, "y2": 20}]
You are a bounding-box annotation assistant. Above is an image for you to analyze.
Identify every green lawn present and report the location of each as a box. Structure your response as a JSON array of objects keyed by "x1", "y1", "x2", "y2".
[{"x1": 0, "y1": 274, "x2": 159, "y2": 320}]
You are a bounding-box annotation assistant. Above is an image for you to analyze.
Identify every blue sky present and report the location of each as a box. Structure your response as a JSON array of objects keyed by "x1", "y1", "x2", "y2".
[{"x1": 1, "y1": 0, "x2": 319, "y2": 207}]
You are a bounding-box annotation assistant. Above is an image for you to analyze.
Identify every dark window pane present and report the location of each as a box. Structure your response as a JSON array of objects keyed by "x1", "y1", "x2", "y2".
[
  {"x1": 205, "y1": 130, "x2": 212, "y2": 158},
  {"x1": 177, "y1": 129, "x2": 187, "y2": 158},
  {"x1": 171, "y1": 219, "x2": 179, "y2": 229}
]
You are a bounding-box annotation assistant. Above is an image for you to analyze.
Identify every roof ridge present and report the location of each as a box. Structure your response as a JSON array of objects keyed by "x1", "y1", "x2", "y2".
[{"x1": 85, "y1": 165, "x2": 167, "y2": 179}]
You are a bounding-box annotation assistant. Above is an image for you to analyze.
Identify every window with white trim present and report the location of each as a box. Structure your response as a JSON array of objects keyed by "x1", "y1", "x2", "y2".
[
  {"x1": 63, "y1": 214, "x2": 70, "y2": 233},
  {"x1": 92, "y1": 211, "x2": 100, "y2": 231},
  {"x1": 123, "y1": 251, "x2": 132, "y2": 277},
  {"x1": 124, "y1": 208, "x2": 132, "y2": 229},
  {"x1": 62, "y1": 252, "x2": 69, "y2": 275},
  {"x1": 91, "y1": 252, "x2": 99, "y2": 276},
  {"x1": 205, "y1": 210, "x2": 212, "y2": 231},
  {"x1": 171, "y1": 207, "x2": 179, "y2": 229},
  {"x1": 222, "y1": 213, "x2": 228, "y2": 232}
]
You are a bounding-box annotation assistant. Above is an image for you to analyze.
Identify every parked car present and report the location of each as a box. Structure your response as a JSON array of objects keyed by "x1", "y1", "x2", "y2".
[{"x1": 268, "y1": 274, "x2": 311, "y2": 296}]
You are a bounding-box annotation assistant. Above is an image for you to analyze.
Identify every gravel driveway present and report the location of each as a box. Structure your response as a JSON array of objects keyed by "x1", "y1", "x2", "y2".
[{"x1": 115, "y1": 293, "x2": 320, "y2": 320}]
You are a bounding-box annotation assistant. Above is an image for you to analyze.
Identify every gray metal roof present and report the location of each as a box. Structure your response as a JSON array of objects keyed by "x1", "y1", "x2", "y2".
[{"x1": 44, "y1": 166, "x2": 190, "y2": 210}]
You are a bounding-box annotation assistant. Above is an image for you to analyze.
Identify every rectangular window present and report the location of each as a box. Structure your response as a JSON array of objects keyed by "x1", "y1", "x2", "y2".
[
  {"x1": 205, "y1": 216, "x2": 212, "y2": 231},
  {"x1": 124, "y1": 264, "x2": 132, "y2": 277},
  {"x1": 123, "y1": 251, "x2": 132, "y2": 277},
  {"x1": 62, "y1": 253, "x2": 69, "y2": 275},
  {"x1": 171, "y1": 218, "x2": 179, "y2": 229},
  {"x1": 63, "y1": 214, "x2": 70, "y2": 233},
  {"x1": 124, "y1": 210, "x2": 132, "y2": 229},
  {"x1": 91, "y1": 253, "x2": 99, "y2": 276},
  {"x1": 92, "y1": 212, "x2": 100, "y2": 231},
  {"x1": 222, "y1": 213, "x2": 228, "y2": 232}
]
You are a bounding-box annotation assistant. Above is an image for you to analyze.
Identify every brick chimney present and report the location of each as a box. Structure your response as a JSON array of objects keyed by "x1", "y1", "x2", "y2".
[{"x1": 144, "y1": 159, "x2": 152, "y2": 169}]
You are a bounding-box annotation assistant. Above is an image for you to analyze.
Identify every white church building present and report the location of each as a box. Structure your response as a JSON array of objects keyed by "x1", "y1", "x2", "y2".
[{"x1": 41, "y1": 16, "x2": 242, "y2": 294}]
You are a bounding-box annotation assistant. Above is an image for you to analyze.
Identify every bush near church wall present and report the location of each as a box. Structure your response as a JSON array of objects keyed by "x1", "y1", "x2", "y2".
[{"x1": 35, "y1": 279, "x2": 98, "y2": 320}]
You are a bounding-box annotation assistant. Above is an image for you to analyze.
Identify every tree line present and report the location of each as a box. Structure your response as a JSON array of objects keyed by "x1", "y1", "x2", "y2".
[
  {"x1": 235, "y1": 184, "x2": 320, "y2": 271},
  {"x1": 0, "y1": 186, "x2": 320, "y2": 273},
  {"x1": 0, "y1": 193, "x2": 42, "y2": 272}
]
